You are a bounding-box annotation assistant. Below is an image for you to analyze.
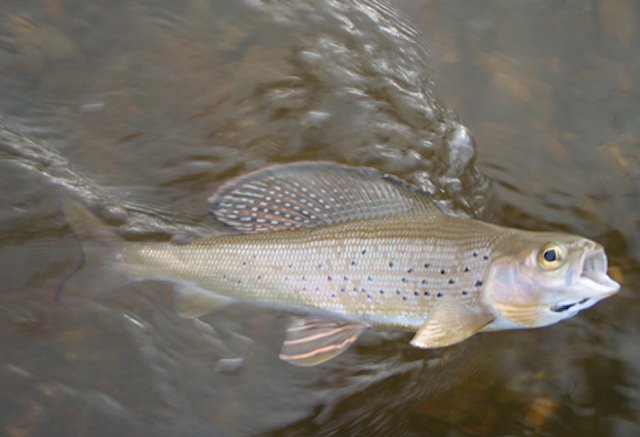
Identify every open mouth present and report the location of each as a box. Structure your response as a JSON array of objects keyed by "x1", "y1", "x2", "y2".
[
  {"x1": 579, "y1": 249, "x2": 619, "y2": 293},
  {"x1": 550, "y1": 248, "x2": 619, "y2": 313}
]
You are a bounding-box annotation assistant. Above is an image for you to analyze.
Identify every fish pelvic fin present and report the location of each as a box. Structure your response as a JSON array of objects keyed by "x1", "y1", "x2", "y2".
[
  {"x1": 279, "y1": 317, "x2": 366, "y2": 366},
  {"x1": 58, "y1": 195, "x2": 128, "y2": 298},
  {"x1": 410, "y1": 298, "x2": 494, "y2": 349},
  {"x1": 208, "y1": 161, "x2": 441, "y2": 233}
]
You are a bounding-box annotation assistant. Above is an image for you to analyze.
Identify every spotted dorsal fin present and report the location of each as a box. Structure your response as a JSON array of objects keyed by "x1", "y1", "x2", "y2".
[{"x1": 208, "y1": 161, "x2": 440, "y2": 232}]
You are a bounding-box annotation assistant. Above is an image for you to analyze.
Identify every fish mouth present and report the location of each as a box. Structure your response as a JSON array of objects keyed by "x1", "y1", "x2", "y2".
[
  {"x1": 550, "y1": 248, "x2": 620, "y2": 313},
  {"x1": 578, "y1": 248, "x2": 620, "y2": 294},
  {"x1": 550, "y1": 298, "x2": 590, "y2": 313}
]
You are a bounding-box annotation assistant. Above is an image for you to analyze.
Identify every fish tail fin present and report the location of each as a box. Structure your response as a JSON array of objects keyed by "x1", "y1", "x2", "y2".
[
  {"x1": 58, "y1": 195, "x2": 129, "y2": 300},
  {"x1": 62, "y1": 195, "x2": 122, "y2": 250}
]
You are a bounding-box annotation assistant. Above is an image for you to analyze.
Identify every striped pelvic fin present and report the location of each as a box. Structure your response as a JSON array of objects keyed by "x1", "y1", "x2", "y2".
[
  {"x1": 207, "y1": 161, "x2": 440, "y2": 232},
  {"x1": 279, "y1": 317, "x2": 366, "y2": 366}
]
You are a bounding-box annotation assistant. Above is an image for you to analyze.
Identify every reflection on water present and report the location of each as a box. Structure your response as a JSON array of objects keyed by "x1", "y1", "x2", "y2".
[{"x1": 0, "y1": 0, "x2": 638, "y2": 435}]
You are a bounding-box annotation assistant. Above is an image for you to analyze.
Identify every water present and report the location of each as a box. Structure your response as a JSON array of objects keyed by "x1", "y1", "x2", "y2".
[{"x1": 0, "y1": 0, "x2": 638, "y2": 435}]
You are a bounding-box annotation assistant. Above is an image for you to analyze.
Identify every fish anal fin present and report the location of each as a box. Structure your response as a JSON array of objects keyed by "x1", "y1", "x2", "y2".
[
  {"x1": 410, "y1": 298, "x2": 494, "y2": 349},
  {"x1": 279, "y1": 317, "x2": 366, "y2": 366},
  {"x1": 208, "y1": 161, "x2": 440, "y2": 233},
  {"x1": 174, "y1": 284, "x2": 235, "y2": 319}
]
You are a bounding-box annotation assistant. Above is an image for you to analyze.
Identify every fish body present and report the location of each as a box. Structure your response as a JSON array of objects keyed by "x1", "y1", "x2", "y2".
[
  {"x1": 122, "y1": 214, "x2": 505, "y2": 330},
  {"x1": 64, "y1": 162, "x2": 620, "y2": 366}
]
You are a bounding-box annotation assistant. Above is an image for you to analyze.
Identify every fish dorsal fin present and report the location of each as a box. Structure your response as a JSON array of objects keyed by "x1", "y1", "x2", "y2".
[
  {"x1": 410, "y1": 298, "x2": 494, "y2": 349},
  {"x1": 208, "y1": 161, "x2": 440, "y2": 232},
  {"x1": 279, "y1": 317, "x2": 366, "y2": 366}
]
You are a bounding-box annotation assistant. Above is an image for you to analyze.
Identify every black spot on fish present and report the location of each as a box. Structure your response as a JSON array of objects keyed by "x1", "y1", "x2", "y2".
[
  {"x1": 462, "y1": 290, "x2": 469, "y2": 296},
  {"x1": 436, "y1": 292, "x2": 443, "y2": 298},
  {"x1": 303, "y1": 287, "x2": 307, "y2": 291},
  {"x1": 414, "y1": 291, "x2": 419, "y2": 296},
  {"x1": 483, "y1": 255, "x2": 489, "y2": 261},
  {"x1": 362, "y1": 249, "x2": 367, "y2": 255},
  {"x1": 464, "y1": 266, "x2": 470, "y2": 273},
  {"x1": 327, "y1": 276, "x2": 332, "y2": 281},
  {"x1": 440, "y1": 269, "x2": 446, "y2": 275},
  {"x1": 424, "y1": 291, "x2": 430, "y2": 296},
  {"x1": 389, "y1": 261, "x2": 394, "y2": 268},
  {"x1": 367, "y1": 276, "x2": 373, "y2": 281},
  {"x1": 285, "y1": 277, "x2": 289, "y2": 281},
  {"x1": 257, "y1": 275, "x2": 261, "y2": 280},
  {"x1": 351, "y1": 260, "x2": 357, "y2": 266},
  {"x1": 402, "y1": 277, "x2": 408, "y2": 282},
  {"x1": 396, "y1": 290, "x2": 401, "y2": 295},
  {"x1": 237, "y1": 280, "x2": 242, "y2": 284},
  {"x1": 424, "y1": 263, "x2": 430, "y2": 269},
  {"x1": 302, "y1": 276, "x2": 306, "y2": 281},
  {"x1": 402, "y1": 296, "x2": 407, "y2": 301},
  {"x1": 331, "y1": 293, "x2": 336, "y2": 298},
  {"x1": 421, "y1": 279, "x2": 428, "y2": 285},
  {"x1": 379, "y1": 290, "x2": 384, "y2": 294},
  {"x1": 367, "y1": 294, "x2": 372, "y2": 299},
  {"x1": 353, "y1": 287, "x2": 358, "y2": 292},
  {"x1": 340, "y1": 288, "x2": 345, "y2": 292},
  {"x1": 361, "y1": 288, "x2": 366, "y2": 293},
  {"x1": 318, "y1": 263, "x2": 323, "y2": 269},
  {"x1": 242, "y1": 262, "x2": 246, "y2": 266},
  {"x1": 344, "y1": 275, "x2": 349, "y2": 281},
  {"x1": 473, "y1": 252, "x2": 478, "y2": 257},
  {"x1": 448, "y1": 278, "x2": 455, "y2": 285},
  {"x1": 288, "y1": 264, "x2": 293, "y2": 269},
  {"x1": 315, "y1": 287, "x2": 319, "y2": 291},
  {"x1": 407, "y1": 268, "x2": 413, "y2": 274},
  {"x1": 475, "y1": 280, "x2": 484, "y2": 287}
]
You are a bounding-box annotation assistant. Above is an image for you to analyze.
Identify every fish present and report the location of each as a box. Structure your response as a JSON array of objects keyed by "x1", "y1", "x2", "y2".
[{"x1": 62, "y1": 161, "x2": 620, "y2": 366}]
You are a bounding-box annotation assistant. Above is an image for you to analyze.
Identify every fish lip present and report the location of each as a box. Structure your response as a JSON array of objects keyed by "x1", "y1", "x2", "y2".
[
  {"x1": 578, "y1": 248, "x2": 620, "y2": 295},
  {"x1": 549, "y1": 248, "x2": 619, "y2": 313}
]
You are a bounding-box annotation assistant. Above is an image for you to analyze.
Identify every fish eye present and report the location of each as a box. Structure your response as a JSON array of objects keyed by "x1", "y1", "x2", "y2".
[{"x1": 538, "y1": 243, "x2": 564, "y2": 270}]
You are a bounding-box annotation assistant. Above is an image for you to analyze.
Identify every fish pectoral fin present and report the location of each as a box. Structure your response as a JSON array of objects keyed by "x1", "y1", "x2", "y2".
[
  {"x1": 208, "y1": 161, "x2": 441, "y2": 233},
  {"x1": 279, "y1": 317, "x2": 366, "y2": 367},
  {"x1": 173, "y1": 284, "x2": 235, "y2": 318},
  {"x1": 410, "y1": 298, "x2": 494, "y2": 349}
]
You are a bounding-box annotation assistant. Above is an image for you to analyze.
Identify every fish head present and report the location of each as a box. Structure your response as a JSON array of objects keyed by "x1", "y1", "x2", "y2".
[{"x1": 483, "y1": 231, "x2": 620, "y2": 328}]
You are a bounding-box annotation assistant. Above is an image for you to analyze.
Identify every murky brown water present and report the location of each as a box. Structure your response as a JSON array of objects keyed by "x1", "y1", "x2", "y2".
[{"x1": 0, "y1": 0, "x2": 638, "y2": 435}]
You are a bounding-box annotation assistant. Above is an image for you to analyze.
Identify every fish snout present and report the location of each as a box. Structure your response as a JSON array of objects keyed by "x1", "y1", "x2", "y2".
[
  {"x1": 579, "y1": 247, "x2": 620, "y2": 297},
  {"x1": 548, "y1": 246, "x2": 619, "y2": 315}
]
